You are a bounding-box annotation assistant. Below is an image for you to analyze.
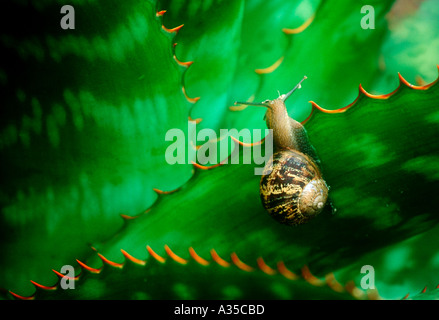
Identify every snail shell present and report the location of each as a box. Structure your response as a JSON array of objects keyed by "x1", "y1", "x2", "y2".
[{"x1": 260, "y1": 149, "x2": 329, "y2": 226}]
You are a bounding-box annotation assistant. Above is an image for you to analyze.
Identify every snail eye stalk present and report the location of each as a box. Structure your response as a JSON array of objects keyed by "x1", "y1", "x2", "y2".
[
  {"x1": 234, "y1": 75, "x2": 307, "y2": 108},
  {"x1": 234, "y1": 100, "x2": 272, "y2": 109},
  {"x1": 280, "y1": 75, "x2": 307, "y2": 102}
]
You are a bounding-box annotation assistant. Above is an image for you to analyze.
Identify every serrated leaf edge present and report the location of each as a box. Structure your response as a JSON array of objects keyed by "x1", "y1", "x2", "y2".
[{"x1": 7, "y1": 244, "x2": 380, "y2": 300}]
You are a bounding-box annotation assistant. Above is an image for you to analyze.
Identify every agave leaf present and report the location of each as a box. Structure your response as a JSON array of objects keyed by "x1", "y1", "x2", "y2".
[
  {"x1": 7, "y1": 247, "x2": 365, "y2": 300},
  {"x1": 159, "y1": 0, "x2": 246, "y2": 131},
  {"x1": 67, "y1": 74, "x2": 438, "y2": 301},
  {"x1": 16, "y1": 72, "x2": 436, "y2": 301},
  {"x1": 0, "y1": 0, "x2": 192, "y2": 295},
  {"x1": 1, "y1": 0, "x2": 438, "y2": 301},
  {"x1": 160, "y1": 0, "x2": 321, "y2": 131},
  {"x1": 224, "y1": 0, "x2": 396, "y2": 134}
]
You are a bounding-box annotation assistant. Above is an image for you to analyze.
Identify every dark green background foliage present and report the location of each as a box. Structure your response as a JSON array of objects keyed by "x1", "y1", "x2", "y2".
[{"x1": 0, "y1": 0, "x2": 438, "y2": 300}]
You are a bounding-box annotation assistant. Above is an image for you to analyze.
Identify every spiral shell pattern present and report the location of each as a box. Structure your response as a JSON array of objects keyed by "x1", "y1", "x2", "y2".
[{"x1": 260, "y1": 149, "x2": 328, "y2": 226}]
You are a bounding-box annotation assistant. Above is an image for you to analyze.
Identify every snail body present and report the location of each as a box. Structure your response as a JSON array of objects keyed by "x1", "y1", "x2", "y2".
[{"x1": 235, "y1": 76, "x2": 329, "y2": 226}]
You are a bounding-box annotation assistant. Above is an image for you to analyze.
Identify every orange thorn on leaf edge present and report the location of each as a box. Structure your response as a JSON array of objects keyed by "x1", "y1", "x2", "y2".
[
  {"x1": 257, "y1": 257, "x2": 276, "y2": 275},
  {"x1": 229, "y1": 135, "x2": 265, "y2": 147},
  {"x1": 147, "y1": 245, "x2": 166, "y2": 263},
  {"x1": 301, "y1": 265, "x2": 325, "y2": 286},
  {"x1": 98, "y1": 253, "x2": 124, "y2": 269},
  {"x1": 156, "y1": 10, "x2": 166, "y2": 17},
  {"x1": 162, "y1": 23, "x2": 184, "y2": 34},
  {"x1": 121, "y1": 249, "x2": 147, "y2": 266},
  {"x1": 165, "y1": 245, "x2": 188, "y2": 265},
  {"x1": 8, "y1": 290, "x2": 35, "y2": 300},
  {"x1": 283, "y1": 14, "x2": 315, "y2": 34},
  {"x1": 191, "y1": 134, "x2": 264, "y2": 170},
  {"x1": 255, "y1": 56, "x2": 284, "y2": 74},
  {"x1": 52, "y1": 268, "x2": 80, "y2": 280},
  {"x1": 188, "y1": 115, "x2": 202, "y2": 124},
  {"x1": 30, "y1": 280, "x2": 57, "y2": 291},
  {"x1": 303, "y1": 67, "x2": 439, "y2": 125},
  {"x1": 189, "y1": 247, "x2": 210, "y2": 266},
  {"x1": 210, "y1": 249, "x2": 230, "y2": 267},
  {"x1": 277, "y1": 261, "x2": 299, "y2": 280},
  {"x1": 153, "y1": 187, "x2": 180, "y2": 195},
  {"x1": 182, "y1": 86, "x2": 200, "y2": 103},
  {"x1": 229, "y1": 104, "x2": 248, "y2": 111},
  {"x1": 120, "y1": 208, "x2": 150, "y2": 220},
  {"x1": 120, "y1": 213, "x2": 139, "y2": 220},
  {"x1": 76, "y1": 259, "x2": 101, "y2": 274},
  {"x1": 174, "y1": 54, "x2": 193, "y2": 68},
  {"x1": 231, "y1": 252, "x2": 254, "y2": 272}
]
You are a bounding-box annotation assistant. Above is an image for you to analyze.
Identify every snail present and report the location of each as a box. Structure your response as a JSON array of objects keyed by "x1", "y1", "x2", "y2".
[{"x1": 235, "y1": 76, "x2": 329, "y2": 225}]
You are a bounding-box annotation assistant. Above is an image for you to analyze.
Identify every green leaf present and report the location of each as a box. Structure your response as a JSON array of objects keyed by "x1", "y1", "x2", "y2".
[
  {"x1": 225, "y1": 0, "x2": 395, "y2": 132},
  {"x1": 1, "y1": 0, "x2": 438, "y2": 300},
  {"x1": 7, "y1": 249, "x2": 361, "y2": 300},
  {"x1": 80, "y1": 76, "x2": 439, "y2": 300},
  {"x1": 0, "y1": 0, "x2": 192, "y2": 296}
]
